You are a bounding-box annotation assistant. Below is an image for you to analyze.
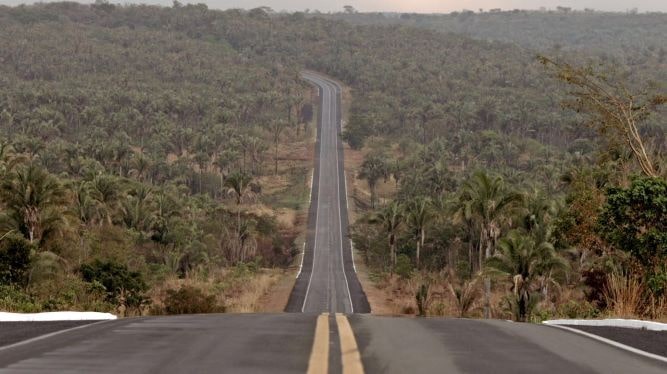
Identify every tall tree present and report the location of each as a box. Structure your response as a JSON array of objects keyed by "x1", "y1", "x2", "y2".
[
  {"x1": 224, "y1": 171, "x2": 252, "y2": 206},
  {"x1": 540, "y1": 56, "x2": 665, "y2": 177},
  {"x1": 371, "y1": 201, "x2": 404, "y2": 272},
  {"x1": 0, "y1": 163, "x2": 69, "y2": 245},
  {"x1": 457, "y1": 170, "x2": 523, "y2": 318},
  {"x1": 486, "y1": 230, "x2": 567, "y2": 321},
  {"x1": 269, "y1": 119, "x2": 288, "y2": 175},
  {"x1": 406, "y1": 196, "x2": 432, "y2": 267},
  {"x1": 358, "y1": 154, "x2": 388, "y2": 208}
]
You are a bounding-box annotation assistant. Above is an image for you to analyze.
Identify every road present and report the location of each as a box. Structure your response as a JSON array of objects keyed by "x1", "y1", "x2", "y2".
[
  {"x1": 285, "y1": 72, "x2": 370, "y2": 314},
  {"x1": 1, "y1": 72, "x2": 666, "y2": 373},
  {"x1": 1, "y1": 314, "x2": 665, "y2": 373}
]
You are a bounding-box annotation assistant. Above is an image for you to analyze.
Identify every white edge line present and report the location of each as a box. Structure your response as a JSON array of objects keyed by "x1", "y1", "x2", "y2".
[
  {"x1": 343, "y1": 171, "x2": 357, "y2": 274},
  {"x1": 301, "y1": 75, "x2": 322, "y2": 313},
  {"x1": 0, "y1": 320, "x2": 114, "y2": 352},
  {"x1": 344, "y1": 171, "x2": 350, "y2": 212},
  {"x1": 350, "y1": 240, "x2": 357, "y2": 272},
  {"x1": 308, "y1": 170, "x2": 314, "y2": 204},
  {"x1": 544, "y1": 319, "x2": 667, "y2": 331},
  {"x1": 296, "y1": 241, "x2": 305, "y2": 279},
  {"x1": 545, "y1": 324, "x2": 667, "y2": 364}
]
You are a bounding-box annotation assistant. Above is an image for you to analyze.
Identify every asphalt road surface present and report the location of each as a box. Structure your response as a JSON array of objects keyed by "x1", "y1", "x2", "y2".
[
  {"x1": 0, "y1": 314, "x2": 317, "y2": 373},
  {"x1": 0, "y1": 321, "x2": 99, "y2": 348},
  {"x1": 1, "y1": 72, "x2": 666, "y2": 373},
  {"x1": 285, "y1": 72, "x2": 369, "y2": 314},
  {"x1": 1, "y1": 314, "x2": 665, "y2": 373},
  {"x1": 564, "y1": 325, "x2": 667, "y2": 357}
]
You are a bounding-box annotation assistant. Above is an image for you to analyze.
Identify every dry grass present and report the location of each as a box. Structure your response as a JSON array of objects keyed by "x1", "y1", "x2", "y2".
[
  {"x1": 449, "y1": 279, "x2": 480, "y2": 318},
  {"x1": 225, "y1": 269, "x2": 283, "y2": 312},
  {"x1": 256, "y1": 268, "x2": 297, "y2": 312},
  {"x1": 603, "y1": 273, "x2": 644, "y2": 318},
  {"x1": 147, "y1": 267, "x2": 289, "y2": 314}
]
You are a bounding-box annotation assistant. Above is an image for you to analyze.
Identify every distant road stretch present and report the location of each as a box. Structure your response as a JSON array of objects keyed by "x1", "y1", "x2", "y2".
[{"x1": 285, "y1": 72, "x2": 370, "y2": 314}]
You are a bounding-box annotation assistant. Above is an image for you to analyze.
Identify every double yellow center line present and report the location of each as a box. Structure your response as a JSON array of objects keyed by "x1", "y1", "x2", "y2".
[{"x1": 307, "y1": 313, "x2": 364, "y2": 374}]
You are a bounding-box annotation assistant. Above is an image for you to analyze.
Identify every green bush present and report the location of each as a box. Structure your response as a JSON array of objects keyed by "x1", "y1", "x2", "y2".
[
  {"x1": 395, "y1": 254, "x2": 413, "y2": 280},
  {"x1": 0, "y1": 233, "x2": 33, "y2": 287},
  {"x1": 163, "y1": 285, "x2": 224, "y2": 315},
  {"x1": 557, "y1": 299, "x2": 600, "y2": 319},
  {"x1": 79, "y1": 260, "x2": 148, "y2": 308},
  {"x1": 0, "y1": 285, "x2": 41, "y2": 313},
  {"x1": 415, "y1": 283, "x2": 430, "y2": 316},
  {"x1": 36, "y1": 276, "x2": 112, "y2": 313}
]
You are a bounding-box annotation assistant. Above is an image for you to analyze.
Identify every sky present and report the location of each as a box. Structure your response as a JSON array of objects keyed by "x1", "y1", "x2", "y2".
[{"x1": 1, "y1": 0, "x2": 666, "y2": 13}]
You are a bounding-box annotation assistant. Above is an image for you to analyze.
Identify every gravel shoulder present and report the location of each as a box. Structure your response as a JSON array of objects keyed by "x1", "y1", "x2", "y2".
[
  {"x1": 564, "y1": 325, "x2": 667, "y2": 357},
  {"x1": 0, "y1": 321, "x2": 100, "y2": 348}
]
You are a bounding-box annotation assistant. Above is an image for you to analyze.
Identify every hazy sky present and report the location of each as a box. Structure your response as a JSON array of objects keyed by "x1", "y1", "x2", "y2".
[{"x1": 2, "y1": 0, "x2": 666, "y2": 13}]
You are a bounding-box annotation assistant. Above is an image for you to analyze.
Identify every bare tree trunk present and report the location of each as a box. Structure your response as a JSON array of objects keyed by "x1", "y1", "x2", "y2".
[
  {"x1": 416, "y1": 228, "x2": 425, "y2": 267},
  {"x1": 274, "y1": 141, "x2": 279, "y2": 175}
]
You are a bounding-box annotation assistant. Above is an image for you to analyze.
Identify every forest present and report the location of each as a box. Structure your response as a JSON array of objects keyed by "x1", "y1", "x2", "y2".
[{"x1": 0, "y1": 3, "x2": 665, "y2": 320}]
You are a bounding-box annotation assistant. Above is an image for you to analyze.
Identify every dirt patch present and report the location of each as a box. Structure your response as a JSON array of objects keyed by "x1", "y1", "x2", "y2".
[
  {"x1": 275, "y1": 208, "x2": 297, "y2": 228},
  {"x1": 256, "y1": 269, "x2": 298, "y2": 313},
  {"x1": 353, "y1": 254, "x2": 396, "y2": 315}
]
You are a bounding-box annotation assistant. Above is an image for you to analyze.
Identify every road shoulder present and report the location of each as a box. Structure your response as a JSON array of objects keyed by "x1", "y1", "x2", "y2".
[{"x1": 0, "y1": 321, "x2": 102, "y2": 348}]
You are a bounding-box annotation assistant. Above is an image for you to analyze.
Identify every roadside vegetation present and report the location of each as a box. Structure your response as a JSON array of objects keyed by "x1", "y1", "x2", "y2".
[
  {"x1": 0, "y1": 3, "x2": 664, "y2": 321},
  {"x1": 0, "y1": 2, "x2": 316, "y2": 315}
]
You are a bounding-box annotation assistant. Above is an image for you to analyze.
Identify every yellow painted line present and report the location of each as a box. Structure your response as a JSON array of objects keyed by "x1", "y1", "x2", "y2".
[
  {"x1": 336, "y1": 314, "x2": 365, "y2": 374},
  {"x1": 307, "y1": 313, "x2": 330, "y2": 374}
]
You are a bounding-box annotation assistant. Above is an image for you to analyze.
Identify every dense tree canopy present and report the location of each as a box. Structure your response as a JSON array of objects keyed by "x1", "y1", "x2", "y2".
[{"x1": 0, "y1": 3, "x2": 664, "y2": 319}]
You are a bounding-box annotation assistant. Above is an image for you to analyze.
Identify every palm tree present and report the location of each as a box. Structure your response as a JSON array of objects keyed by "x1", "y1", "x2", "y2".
[
  {"x1": 129, "y1": 153, "x2": 152, "y2": 182},
  {"x1": 225, "y1": 171, "x2": 253, "y2": 246},
  {"x1": 0, "y1": 142, "x2": 23, "y2": 177},
  {"x1": 213, "y1": 150, "x2": 239, "y2": 198},
  {"x1": 72, "y1": 181, "x2": 101, "y2": 225},
  {"x1": 485, "y1": 230, "x2": 567, "y2": 321},
  {"x1": 121, "y1": 185, "x2": 153, "y2": 233},
  {"x1": 358, "y1": 154, "x2": 387, "y2": 208},
  {"x1": 0, "y1": 163, "x2": 69, "y2": 245},
  {"x1": 457, "y1": 170, "x2": 523, "y2": 271},
  {"x1": 455, "y1": 170, "x2": 523, "y2": 318},
  {"x1": 89, "y1": 175, "x2": 121, "y2": 225},
  {"x1": 224, "y1": 171, "x2": 252, "y2": 205},
  {"x1": 269, "y1": 119, "x2": 288, "y2": 175},
  {"x1": 449, "y1": 278, "x2": 479, "y2": 318},
  {"x1": 371, "y1": 201, "x2": 404, "y2": 272},
  {"x1": 406, "y1": 196, "x2": 432, "y2": 267},
  {"x1": 193, "y1": 152, "x2": 210, "y2": 194}
]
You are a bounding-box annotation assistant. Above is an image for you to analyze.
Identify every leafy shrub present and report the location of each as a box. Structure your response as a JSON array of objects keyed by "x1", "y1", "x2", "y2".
[
  {"x1": 36, "y1": 276, "x2": 111, "y2": 312},
  {"x1": 163, "y1": 285, "x2": 224, "y2": 315},
  {"x1": 0, "y1": 285, "x2": 41, "y2": 313},
  {"x1": 79, "y1": 260, "x2": 148, "y2": 308},
  {"x1": 646, "y1": 263, "x2": 667, "y2": 298},
  {"x1": 599, "y1": 177, "x2": 667, "y2": 267},
  {"x1": 557, "y1": 299, "x2": 600, "y2": 319},
  {"x1": 0, "y1": 233, "x2": 33, "y2": 287},
  {"x1": 449, "y1": 279, "x2": 479, "y2": 318},
  {"x1": 395, "y1": 254, "x2": 413, "y2": 280},
  {"x1": 415, "y1": 283, "x2": 430, "y2": 316}
]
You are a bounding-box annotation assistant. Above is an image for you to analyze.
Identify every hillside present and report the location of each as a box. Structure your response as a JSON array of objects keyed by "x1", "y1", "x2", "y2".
[{"x1": 0, "y1": 3, "x2": 665, "y2": 320}]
